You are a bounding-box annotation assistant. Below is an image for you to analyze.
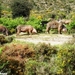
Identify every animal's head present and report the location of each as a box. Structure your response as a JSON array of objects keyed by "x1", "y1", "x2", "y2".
[{"x1": 32, "y1": 28, "x2": 37, "y2": 34}]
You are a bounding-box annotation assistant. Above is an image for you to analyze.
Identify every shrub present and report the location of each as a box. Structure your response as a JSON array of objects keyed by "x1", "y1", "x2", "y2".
[
  {"x1": 25, "y1": 43, "x2": 57, "y2": 75},
  {"x1": 10, "y1": 0, "x2": 33, "y2": 18},
  {"x1": 0, "y1": 44, "x2": 35, "y2": 75},
  {"x1": 66, "y1": 20, "x2": 75, "y2": 34},
  {"x1": 0, "y1": 41, "x2": 75, "y2": 75},
  {"x1": 25, "y1": 43, "x2": 75, "y2": 75},
  {"x1": 0, "y1": 17, "x2": 26, "y2": 34},
  {"x1": 0, "y1": 35, "x2": 14, "y2": 44},
  {"x1": 26, "y1": 16, "x2": 44, "y2": 32},
  {"x1": 56, "y1": 44, "x2": 75, "y2": 75},
  {"x1": 0, "y1": 35, "x2": 7, "y2": 44}
]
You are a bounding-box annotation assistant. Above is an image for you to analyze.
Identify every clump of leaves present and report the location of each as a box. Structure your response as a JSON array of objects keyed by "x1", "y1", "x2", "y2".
[
  {"x1": 0, "y1": 44, "x2": 35, "y2": 75},
  {"x1": 0, "y1": 35, "x2": 7, "y2": 44},
  {"x1": 25, "y1": 43, "x2": 58, "y2": 75},
  {"x1": 35, "y1": 43, "x2": 57, "y2": 62},
  {"x1": 0, "y1": 35, "x2": 14, "y2": 45}
]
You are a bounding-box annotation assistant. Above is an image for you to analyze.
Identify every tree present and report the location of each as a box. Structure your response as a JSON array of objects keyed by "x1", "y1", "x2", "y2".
[{"x1": 10, "y1": 0, "x2": 33, "y2": 18}]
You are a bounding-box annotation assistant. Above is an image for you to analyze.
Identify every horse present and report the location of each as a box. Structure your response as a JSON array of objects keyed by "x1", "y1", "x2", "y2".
[
  {"x1": 46, "y1": 20, "x2": 67, "y2": 34},
  {"x1": 0, "y1": 25, "x2": 8, "y2": 36},
  {"x1": 16, "y1": 25, "x2": 37, "y2": 35}
]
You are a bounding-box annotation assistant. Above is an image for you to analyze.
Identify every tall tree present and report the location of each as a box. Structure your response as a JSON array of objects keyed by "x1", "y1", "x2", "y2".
[{"x1": 10, "y1": 0, "x2": 33, "y2": 18}]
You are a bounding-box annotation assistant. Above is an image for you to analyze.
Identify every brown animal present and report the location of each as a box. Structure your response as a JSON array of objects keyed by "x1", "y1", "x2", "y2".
[
  {"x1": 32, "y1": 28, "x2": 37, "y2": 34},
  {"x1": 16, "y1": 25, "x2": 37, "y2": 35},
  {"x1": 59, "y1": 19, "x2": 71, "y2": 25},
  {"x1": 46, "y1": 20, "x2": 66, "y2": 34},
  {"x1": 0, "y1": 25, "x2": 8, "y2": 36}
]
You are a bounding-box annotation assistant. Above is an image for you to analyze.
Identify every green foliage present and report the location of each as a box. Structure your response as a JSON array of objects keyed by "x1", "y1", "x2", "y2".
[
  {"x1": 0, "y1": 41, "x2": 75, "y2": 75},
  {"x1": 69, "y1": 20, "x2": 75, "y2": 29},
  {"x1": 0, "y1": 43, "x2": 35, "y2": 75},
  {"x1": 0, "y1": 47, "x2": 3, "y2": 54},
  {"x1": 26, "y1": 16, "x2": 43, "y2": 32},
  {"x1": 0, "y1": 35, "x2": 13, "y2": 44},
  {"x1": 0, "y1": 16, "x2": 45, "y2": 34},
  {"x1": 24, "y1": 43, "x2": 57, "y2": 75},
  {"x1": 24, "y1": 42, "x2": 75, "y2": 75},
  {"x1": 0, "y1": 35, "x2": 7, "y2": 44},
  {"x1": 10, "y1": 0, "x2": 33, "y2": 18},
  {"x1": 66, "y1": 20, "x2": 75, "y2": 33},
  {"x1": 36, "y1": 43, "x2": 57, "y2": 57},
  {"x1": 25, "y1": 59, "x2": 50, "y2": 75},
  {"x1": 0, "y1": 60, "x2": 9, "y2": 73},
  {"x1": 54, "y1": 43, "x2": 75, "y2": 75},
  {"x1": 0, "y1": 17, "x2": 26, "y2": 34}
]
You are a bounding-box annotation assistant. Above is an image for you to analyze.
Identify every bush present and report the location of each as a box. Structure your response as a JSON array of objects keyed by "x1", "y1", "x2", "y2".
[
  {"x1": 26, "y1": 16, "x2": 44, "y2": 32},
  {"x1": 0, "y1": 41, "x2": 75, "y2": 75},
  {"x1": 25, "y1": 43, "x2": 57, "y2": 75},
  {"x1": 0, "y1": 17, "x2": 26, "y2": 34},
  {"x1": 66, "y1": 20, "x2": 75, "y2": 34},
  {"x1": 25, "y1": 43, "x2": 75, "y2": 75},
  {"x1": 54, "y1": 43, "x2": 75, "y2": 75},
  {"x1": 0, "y1": 35, "x2": 7, "y2": 44},
  {"x1": 10, "y1": 0, "x2": 33, "y2": 18},
  {"x1": 0, "y1": 35, "x2": 14, "y2": 44},
  {"x1": 0, "y1": 44, "x2": 35, "y2": 75},
  {"x1": 0, "y1": 16, "x2": 45, "y2": 34}
]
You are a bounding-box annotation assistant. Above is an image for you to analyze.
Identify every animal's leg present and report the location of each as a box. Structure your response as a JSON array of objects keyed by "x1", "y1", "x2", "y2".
[
  {"x1": 29, "y1": 30, "x2": 32, "y2": 35},
  {"x1": 5, "y1": 29, "x2": 8, "y2": 36},
  {"x1": 46, "y1": 27, "x2": 50, "y2": 34},
  {"x1": 16, "y1": 30, "x2": 20, "y2": 35},
  {"x1": 5, "y1": 31, "x2": 8, "y2": 36},
  {"x1": 58, "y1": 24, "x2": 62, "y2": 34},
  {"x1": 58, "y1": 28, "x2": 62, "y2": 34},
  {"x1": 58, "y1": 30, "x2": 61, "y2": 34},
  {"x1": 27, "y1": 31, "x2": 29, "y2": 35}
]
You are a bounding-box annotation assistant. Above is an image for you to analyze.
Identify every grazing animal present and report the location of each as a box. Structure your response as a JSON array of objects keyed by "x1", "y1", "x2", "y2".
[
  {"x1": 16, "y1": 25, "x2": 37, "y2": 35},
  {"x1": 0, "y1": 25, "x2": 8, "y2": 36},
  {"x1": 46, "y1": 20, "x2": 67, "y2": 34},
  {"x1": 59, "y1": 19, "x2": 71, "y2": 25},
  {"x1": 32, "y1": 28, "x2": 37, "y2": 34}
]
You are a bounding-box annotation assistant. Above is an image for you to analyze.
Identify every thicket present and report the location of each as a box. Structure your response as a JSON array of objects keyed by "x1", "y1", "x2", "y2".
[
  {"x1": 10, "y1": 0, "x2": 33, "y2": 18},
  {"x1": 0, "y1": 17, "x2": 26, "y2": 34},
  {"x1": 0, "y1": 40, "x2": 75, "y2": 75},
  {"x1": 0, "y1": 35, "x2": 14, "y2": 45},
  {"x1": 66, "y1": 20, "x2": 75, "y2": 34},
  {"x1": 0, "y1": 44, "x2": 35, "y2": 75},
  {"x1": 0, "y1": 16, "x2": 44, "y2": 34}
]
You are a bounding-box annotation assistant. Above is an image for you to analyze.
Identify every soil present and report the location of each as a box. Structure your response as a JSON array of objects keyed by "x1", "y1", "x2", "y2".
[{"x1": 14, "y1": 33, "x2": 73, "y2": 45}]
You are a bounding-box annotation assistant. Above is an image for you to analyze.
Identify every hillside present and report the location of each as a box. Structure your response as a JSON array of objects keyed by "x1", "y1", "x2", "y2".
[{"x1": 1, "y1": 0, "x2": 75, "y2": 19}]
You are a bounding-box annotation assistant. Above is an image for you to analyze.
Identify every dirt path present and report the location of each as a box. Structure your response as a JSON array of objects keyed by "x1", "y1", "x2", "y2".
[{"x1": 15, "y1": 33, "x2": 73, "y2": 45}]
